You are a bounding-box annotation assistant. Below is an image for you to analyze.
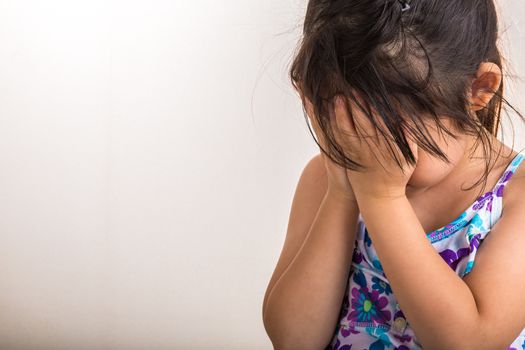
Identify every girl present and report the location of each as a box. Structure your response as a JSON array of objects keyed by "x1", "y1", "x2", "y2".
[{"x1": 262, "y1": 0, "x2": 525, "y2": 349}]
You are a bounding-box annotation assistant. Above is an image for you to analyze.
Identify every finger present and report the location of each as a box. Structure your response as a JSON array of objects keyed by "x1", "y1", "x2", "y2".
[
  {"x1": 334, "y1": 95, "x2": 380, "y2": 142},
  {"x1": 332, "y1": 95, "x2": 377, "y2": 152},
  {"x1": 337, "y1": 94, "x2": 403, "y2": 165}
]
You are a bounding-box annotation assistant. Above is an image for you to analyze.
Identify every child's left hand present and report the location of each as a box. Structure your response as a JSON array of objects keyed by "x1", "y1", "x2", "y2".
[{"x1": 331, "y1": 95, "x2": 419, "y2": 201}]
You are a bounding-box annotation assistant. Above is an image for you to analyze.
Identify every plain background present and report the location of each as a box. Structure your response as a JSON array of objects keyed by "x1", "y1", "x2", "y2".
[{"x1": 0, "y1": 1, "x2": 523, "y2": 349}]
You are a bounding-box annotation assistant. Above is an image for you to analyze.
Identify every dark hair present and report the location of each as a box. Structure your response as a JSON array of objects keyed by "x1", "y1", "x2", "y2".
[{"x1": 289, "y1": 0, "x2": 525, "y2": 197}]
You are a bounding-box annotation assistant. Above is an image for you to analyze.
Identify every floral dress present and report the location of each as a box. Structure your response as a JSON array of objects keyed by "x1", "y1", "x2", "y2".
[{"x1": 326, "y1": 150, "x2": 525, "y2": 350}]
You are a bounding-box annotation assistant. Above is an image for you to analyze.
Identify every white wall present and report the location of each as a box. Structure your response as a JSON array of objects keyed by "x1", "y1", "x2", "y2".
[{"x1": 0, "y1": 1, "x2": 523, "y2": 349}]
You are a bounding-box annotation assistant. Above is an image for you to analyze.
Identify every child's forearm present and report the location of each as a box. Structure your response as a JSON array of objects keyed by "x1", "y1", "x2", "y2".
[
  {"x1": 263, "y1": 191, "x2": 359, "y2": 350},
  {"x1": 357, "y1": 195, "x2": 480, "y2": 349}
]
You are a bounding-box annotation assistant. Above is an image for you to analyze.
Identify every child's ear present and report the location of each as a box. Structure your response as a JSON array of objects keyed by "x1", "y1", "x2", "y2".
[{"x1": 467, "y1": 61, "x2": 502, "y2": 112}]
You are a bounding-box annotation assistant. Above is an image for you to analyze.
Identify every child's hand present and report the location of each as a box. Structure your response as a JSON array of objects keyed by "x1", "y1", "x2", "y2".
[
  {"x1": 330, "y1": 95, "x2": 419, "y2": 201},
  {"x1": 301, "y1": 92, "x2": 357, "y2": 202}
]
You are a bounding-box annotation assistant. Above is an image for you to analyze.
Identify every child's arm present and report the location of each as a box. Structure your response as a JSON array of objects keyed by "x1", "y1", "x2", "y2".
[
  {"x1": 461, "y1": 179, "x2": 525, "y2": 349},
  {"x1": 357, "y1": 188, "x2": 525, "y2": 350},
  {"x1": 262, "y1": 154, "x2": 359, "y2": 350},
  {"x1": 358, "y1": 195, "x2": 478, "y2": 349}
]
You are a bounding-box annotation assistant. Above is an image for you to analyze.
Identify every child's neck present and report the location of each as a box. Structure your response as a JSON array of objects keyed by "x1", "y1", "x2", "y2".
[
  {"x1": 407, "y1": 133, "x2": 515, "y2": 199},
  {"x1": 405, "y1": 134, "x2": 516, "y2": 234}
]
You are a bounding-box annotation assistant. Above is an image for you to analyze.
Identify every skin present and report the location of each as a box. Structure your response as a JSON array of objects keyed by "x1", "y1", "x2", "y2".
[
  {"x1": 263, "y1": 61, "x2": 521, "y2": 348},
  {"x1": 318, "y1": 61, "x2": 520, "y2": 348},
  {"x1": 311, "y1": 61, "x2": 516, "y2": 234},
  {"x1": 380, "y1": 65, "x2": 525, "y2": 347},
  {"x1": 403, "y1": 62, "x2": 518, "y2": 234},
  {"x1": 336, "y1": 63, "x2": 525, "y2": 350},
  {"x1": 407, "y1": 126, "x2": 517, "y2": 234}
]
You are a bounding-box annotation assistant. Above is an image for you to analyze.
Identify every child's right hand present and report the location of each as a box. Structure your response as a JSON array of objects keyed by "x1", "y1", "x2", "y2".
[{"x1": 300, "y1": 92, "x2": 357, "y2": 203}]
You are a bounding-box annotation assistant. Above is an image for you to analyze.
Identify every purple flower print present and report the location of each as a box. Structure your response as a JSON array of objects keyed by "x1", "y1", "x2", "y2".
[
  {"x1": 348, "y1": 285, "x2": 392, "y2": 324},
  {"x1": 486, "y1": 195, "x2": 494, "y2": 212},
  {"x1": 353, "y1": 248, "x2": 363, "y2": 264},
  {"x1": 495, "y1": 184, "x2": 504, "y2": 198},
  {"x1": 340, "y1": 320, "x2": 360, "y2": 338},
  {"x1": 393, "y1": 309, "x2": 405, "y2": 319},
  {"x1": 439, "y1": 246, "x2": 470, "y2": 271},
  {"x1": 393, "y1": 333, "x2": 413, "y2": 344},
  {"x1": 469, "y1": 233, "x2": 481, "y2": 251},
  {"x1": 440, "y1": 233, "x2": 481, "y2": 272},
  {"x1": 391, "y1": 309, "x2": 412, "y2": 343},
  {"x1": 337, "y1": 341, "x2": 352, "y2": 350},
  {"x1": 473, "y1": 191, "x2": 493, "y2": 210},
  {"x1": 326, "y1": 338, "x2": 353, "y2": 350},
  {"x1": 501, "y1": 170, "x2": 513, "y2": 183}
]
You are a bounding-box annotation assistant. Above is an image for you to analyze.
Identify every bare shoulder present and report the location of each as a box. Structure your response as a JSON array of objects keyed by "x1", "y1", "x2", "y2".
[
  {"x1": 301, "y1": 153, "x2": 328, "y2": 190},
  {"x1": 283, "y1": 153, "x2": 329, "y2": 243}
]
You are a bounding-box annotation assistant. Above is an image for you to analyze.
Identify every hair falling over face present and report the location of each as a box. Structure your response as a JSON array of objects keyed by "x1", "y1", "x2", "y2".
[{"x1": 289, "y1": 0, "x2": 525, "y2": 200}]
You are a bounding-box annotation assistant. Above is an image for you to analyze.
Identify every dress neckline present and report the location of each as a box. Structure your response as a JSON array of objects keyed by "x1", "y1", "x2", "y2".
[{"x1": 425, "y1": 150, "x2": 525, "y2": 238}]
